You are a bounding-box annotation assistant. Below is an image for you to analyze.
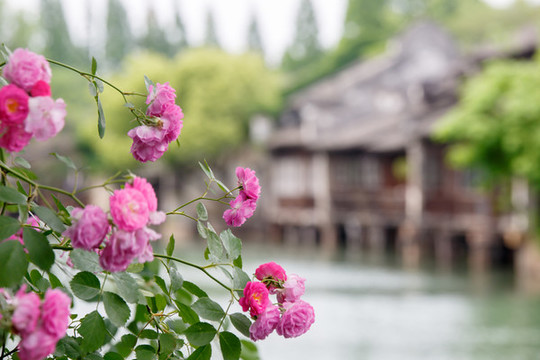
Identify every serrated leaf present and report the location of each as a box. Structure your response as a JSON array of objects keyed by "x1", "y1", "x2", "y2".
[
  {"x1": 183, "y1": 281, "x2": 208, "y2": 298},
  {"x1": 0, "y1": 185, "x2": 27, "y2": 205},
  {"x1": 0, "y1": 215, "x2": 20, "y2": 240},
  {"x1": 103, "y1": 291, "x2": 131, "y2": 327},
  {"x1": 196, "y1": 203, "x2": 208, "y2": 221},
  {"x1": 116, "y1": 334, "x2": 137, "y2": 358},
  {"x1": 32, "y1": 205, "x2": 66, "y2": 233},
  {"x1": 174, "y1": 301, "x2": 199, "y2": 325},
  {"x1": 207, "y1": 231, "x2": 224, "y2": 261},
  {"x1": 169, "y1": 268, "x2": 183, "y2": 293},
  {"x1": 70, "y1": 271, "x2": 100, "y2": 300},
  {"x1": 14, "y1": 156, "x2": 31, "y2": 169},
  {"x1": 229, "y1": 313, "x2": 251, "y2": 338},
  {"x1": 185, "y1": 322, "x2": 217, "y2": 346},
  {"x1": 166, "y1": 235, "x2": 175, "y2": 258},
  {"x1": 159, "y1": 333, "x2": 177, "y2": 356},
  {"x1": 112, "y1": 272, "x2": 139, "y2": 303},
  {"x1": 55, "y1": 336, "x2": 82, "y2": 359},
  {"x1": 187, "y1": 344, "x2": 211, "y2": 360},
  {"x1": 79, "y1": 311, "x2": 106, "y2": 353},
  {"x1": 167, "y1": 319, "x2": 187, "y2": 334},
  {"x1": 220, "y1": 230, "x2": 242, "y2": 260},
  {"x1": 97, "y1": 96, "x2": 106, "y2": 138},
  {"x1": 70, "y1": 248, "x2": 103, "y2": 273},
  {"x1": 23, "y1": 228, "x2": 54, "y2": 271},
  {"x1": 192, "y1": 298, "x2": 226, "y2": 321},
  {"x1": 140, "y1": 329, "x2": 158, "y2": 339},
  {"x1": 219, "y1": 331, "x2": 241, "y2": 360},
  {"x1": 135, "y1": 345, "x2": 155, "y2": 360},
  {"x1": 50, "y1": 152, "x2": 77, "y2": 170},
  {"x1": 91, "y1": 57, "x2": 98, "y2": 75},
  {"x1": 0, "y1": 253, "x2": 20, "y2": 290}
]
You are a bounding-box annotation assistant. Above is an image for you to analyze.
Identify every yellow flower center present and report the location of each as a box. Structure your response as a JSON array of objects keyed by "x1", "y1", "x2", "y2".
[{"x1": 6, "y1": 98, "x2": 19, "y2": 114}]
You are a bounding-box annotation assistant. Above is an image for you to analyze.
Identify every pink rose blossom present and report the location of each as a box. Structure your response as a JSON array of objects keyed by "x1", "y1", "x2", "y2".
[
  {"x1": 30, "y1": 81, "x2": 51, "y2": 97},
  {"x1": 277, "y1": 274, "x2": 305, "y2": 304},
  {"x1": 110, "y1": 188, "x2": 149, "y2": 231},
  {"x1": 146, "y1": 82, "x2": 176, "y2": 117},
  {"x1": 25, "y1": 96, "x2": 66, "y2": 141},
  {"x1": 99, "y1": 230, "x2": 140, "y2": 272},
  {"x1": 18, "y1": 329, "x2": 58, "y2": 360},
  {"x1": 223, "y1": 194, "x2": 257, "y2": 227},
  {"x1": 0, "y1": 122, "x2": 32, "y2": 152},
  {"x1": 160, "y1": 103, "x2": 184, "y2": 143},
  {"x1": 64, "y1": 205, "x2": 109, "y2": 250},
  {"x1": 239, "y1": 281, "x2": 270, "y2": 318},
  {"x1": 236, "y1": 167, "x2": 260, "y2": 201},
  {"x1": 0, "y1": 84, "x2": 29, "y2": 125},
  {"x1": 3, "y1": 48, "x2": 52, "y2": 92},
  {"x1": 41, "y1": 289, "x2": 71, "y2": 340},
  {"x1": 128, "y1": 125, "x2": 168, "y2": 163},
  {"x1": 12, "y1": 287, "x2": 41, "y2": 337},
  {"x1": 255, "y1": 262, "x2": 287, "y2": 293},
  {"x1": 276, "y1": 300, "x2": 315, "y2": 338},
  {"x1": 249, "y1": 304, "x2": 280, "y2": 341},
  {"x1": 126, "y1": 176, "x2": 158, "y2": 212}
]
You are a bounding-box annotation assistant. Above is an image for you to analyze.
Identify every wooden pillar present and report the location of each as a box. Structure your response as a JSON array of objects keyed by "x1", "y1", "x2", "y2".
[{"x1": 313, "y1": 152, "x2": 337, "y2": 252}]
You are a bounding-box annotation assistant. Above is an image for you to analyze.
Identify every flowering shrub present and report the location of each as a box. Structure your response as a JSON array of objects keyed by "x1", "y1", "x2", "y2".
[{"x1": 0, "y1": 47, "x2": 314, "y2": 360}]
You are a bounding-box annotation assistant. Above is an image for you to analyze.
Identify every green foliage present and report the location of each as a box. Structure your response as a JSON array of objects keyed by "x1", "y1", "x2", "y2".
[
  {"x1": 105, "y1": 0, "x2": 133, "y2": 66},
  {"x1": 23, "y1": 228, "x2": 55, "y2": 271},
  {"x1": 0, "y1": 240, "x2": 27, "y2": 287},
  {"x1": 70, "y1": 271, "x2": 101, "y2": 300},
  {"x1": 0, "y1": 216, "x2": 20, "y2": 240},
  {"x1": 247, "y1": 12, "x2": 264, "y2": 54},
  {"x1": 204, "y1": 10, "x2": 220, "y2": 48}
]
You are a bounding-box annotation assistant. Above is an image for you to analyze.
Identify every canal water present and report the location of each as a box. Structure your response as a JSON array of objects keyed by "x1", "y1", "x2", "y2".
[{"x1": 233, "y1": 243, "x2": 540, "y2": 360}]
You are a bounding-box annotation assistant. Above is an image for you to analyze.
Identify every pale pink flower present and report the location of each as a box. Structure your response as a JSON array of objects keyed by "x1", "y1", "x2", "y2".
[
  {"x1": 0, "y1": 84, "x2": 29, "y2": 125},
  {"x1": 276, "y1": 300, "x2": 315, "y2": 338},
  {"x1": 223, "y1": 194, "x2": 257, "y2": 227},
  {"x1": 135, "y1": 227, "x2": 161, "y2": 263},
  {"x1": 3, "y1": 48, "x2": 52, "y2": 92},
  {"x1": 146, "y1": 82, "x2": 176, "y2": 117},
  {"x1": 12, "y1": 287, "x2": 41, "y2": 337},
  {"x1": 126, "y1": 176, "x2": 158, "y2": 212},
  {"x1": 250, "y1": 304, "x2": 280, "y2": 341},
  {"x1": 277, "y1": 274, "x2": 305, "y2": 304},
  {"x1": 64, "y1": 205, "x2": 109, "y2": 250},
  {"x1": 255, "y1": 262, "x2": 287, "y2": 293},
  {"x1": 25, "y1": 96, "x2": 66, "y2": 141},
  {"x1": 0, "y1": 122, "x2": 32, "y2": 152},
  {"x1": 30, "y1": 80, "x2": 51, "y2": 97},
  {"x1": 239, "y1": 281, "x2": 270, "y2": 318},
  {"x1": 128, "y1": 125, "x2": 168, "y2": 163},
  {"x1": 148, "y1": 211, "x2": 166, "y2": 225},
  {"x1": 110, "y1": 188, "x2": 149, "y2": 231},
  {"x1": 236, "y1": 167, "x2": 260, "y2": 200},
  {"x1": 18, "y1": 328, "x2": 57, "y2": 360},
  {"x1": 41, "y1": 289, "x2": 71, "y2": 340}
]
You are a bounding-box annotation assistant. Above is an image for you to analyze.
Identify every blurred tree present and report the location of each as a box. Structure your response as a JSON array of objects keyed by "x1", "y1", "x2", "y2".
[
  {"x1": 204, "y1": 10, "x2": 220, "y2": 48},
  {"x1": 105, "y1": 0, "x2": 134, "y2": 66},
  {"x1": 281, "y1": 0, "x2": 322, "y2": 71},
  {"x1": 9, "y1": 11, "x2": 36, "y2": 48},
  {"x1": 247, "y1": 11, "x2": 264, "y2": 55},
  {"x1": 139, "y1": 8, "x2": 171, "y2": 55},
  {"x1": 168, "y1": 0, "x2": 188, "y2": 56}
]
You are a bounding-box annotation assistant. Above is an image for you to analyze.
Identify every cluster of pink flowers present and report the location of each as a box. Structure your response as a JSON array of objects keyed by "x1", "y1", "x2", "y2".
[
  {"x1": 239, "y1": 262, "x2": 315, "y2": 341},
  {"x1": 128, "y1": 82, "x2": 184, "y2": 162},
  {"x1": 223, "y1": 167, "x2": 261, "y2": 227},
  {"x1": 63, "y1": 176, "x2": 165, "y2": 272},
  {"x1": 0, "y1": 48, "x2": 66, "y2": 152},
  {"x1": 1, "y1": 286, "x2": 71, "y2": 360}
]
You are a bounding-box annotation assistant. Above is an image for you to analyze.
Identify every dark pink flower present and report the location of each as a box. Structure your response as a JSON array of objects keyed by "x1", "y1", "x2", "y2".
[
  {"x1": 276, "y1": 300, "x2": 315, "y2": 338},
  {"x1": 0, "y1": 84, "x2": 29, "y2": 125},
  {"x1": 12, "y1": 287, "x2": 41, "y2": 337},
  {"x1": 255, "y1": 262, "x2": 287, "y2": 293},
  {"x1": 236, "y1": 167, "x2": 260, "y2": 200},
  {"x1": 146, "y1": 82, "x2": 177, "y2": 117},
  {"x1": 239, "y1": 281, "x2": 270, "y2": 318},
  {"x1": 41, "y1": 289, "x2": 71, "y2": 340},
  {"x1": 0, "y1": 122, "x2": 33, "y2": 152},
  {"x1": 277, "y1": 274, "x2": 305, "y2": 303},
  {"x1": 128, "y1": 125, "x2": 168, "y2": 163},
  {"x1": 18, "y1": 328, "x2": 57, "y2": 360},
  {"x1": 249, "y1": 304, "x2": 280, "y2": 341},
  {"x1": 110, "y1": 188, "x2": 149, "y2": 231},
  {"x1": 30, "y1": 81, "x2": 51, "y2": 97},
  {"x1": 3, "y1": 48, "x2": 51, "y2": 92},
  {"x1": 223, "y1": 194, "x2": 257, "y2": 227},
  {"x1": 25, "y1": 96, "x2": 66, "y2": 141},
  {"x1": 64, "y1": 205, "x2": 109, "y2": 251}
]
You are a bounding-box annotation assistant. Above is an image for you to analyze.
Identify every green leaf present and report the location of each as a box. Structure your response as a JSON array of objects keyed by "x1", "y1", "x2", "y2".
[
  {"x1": 192, "y1": 298, "x2": 226, "y2": 321},
  {"x1": 135, "y1": 344, "x2": 155, "y2": 360},
  {"x1": 220, "y1": 230, "x2": 242, "y2": 260},
  {"x1": 51, "y1": 194, "x2": 69, "y2": 215},
  {"x1": 198, "y1": 161, "x2": 214, "y2": 180},
  {"x1": 126, "y1": 263, "x2": 144, "y2": 273},
  {"x1": 32, "y1": 205, "x2": 66, "y2": 233},
  {"x1": 79, "y1": 311, "x2": 106, "y2": 353},
  {"x1": 97, "y1": 96, "x2": 106, "y2": 138},
  {"x1": 207, "y1": 231, "x2": 224, "y2": 261},
  {"x1": 174, "y1": 301, "x2": 199, "y2": 325},
  {"x1": 183, "y1": 281, "x2": 208, "y2": 298},
  {"x1": 215, "y1": 179, "x2": 231, "y2": 194},
  {"x1": 233, "y1": 255, "x2": 243, "y2": 269},
  {"x1": 167, "y1": 319, "x2": 187, "y2": 334},
  {"x1": 166, "y1": 234, "x2": 175, "y2": 257},
  {"x1": 103, "y1": 291, "x2": 131, "y2": 327},
  {"x1": 112, "y1": 272, "x2": 139, "y2": 304},
  {"x1": 140, "y1": 329, "x2": 158, "y2": 339},
  {"x1": 48, "y1": 272, "x2": 63, "y2": 288},
  {"x1": 30, "y1": 269, "x2": 50, "y2": 292},
  {"x1": 143, "y1": 75, "x2": 154, "y2": 92},
  {"x1": 0, "y1": 185, "x2": 27, "y2": 205},
  {"x1": 103, "y1": 352, "x2": 124, "y2": 360},
  {"x1": 154, "y1": 275, "x2": 168, "y2": 295},
  {"x1": 220, "y1": 332, "x2": 241, "y2": 360},
  {"x1": 169, "y1": 268, "x2": 183, "y2": 293},
  {"x1": 55, "y1": 336, "x2": 82, "y2": 359},
  {"x1": 116, "y1": 334, "x2": 137, "y2": 358},
  {"x1": 233, "y1": 267, "x2": 250, "y2": 296},
  {"x1": 123, "y1": 102, "x2": 135, "y2": 109},
  {"x1": 88, "y1": 82, "x2": 97, "y2": 97},
  {"x1": 0, "y1": 240, "x2": 28, "y2": 287},
  {"x1": 196, "y1": 203, "x2": 208, "y2": 221},
  {"x1": 85, "y1": 354, "x2": 104, "y2": 360},
  {"x1": 14, "y1": 156, "x2": 31, "y2": 169},
  {"x1": 197, "y1": 221, "x2": 207, "y2": 239},
  {"x1": 70, "y1": 248, "x2": 103, "y2": 273},
  {"x1": 91, "y1": 57, "x2": 98, "y2": 75},
  {"x1": 240, "y1": 340, "x2": 260, "y2": 360},
  {"x1": 229, "y1": 313, "x2": 252, "y2": 338},
  {"x1": 0, "y1": 215, "x2": 20, "y2": 240},
  {"x1": 23, "y1": 228, "x2": 54, "y2": 271},
  {"x1": 185, "y1": 322, "x2": 217, "y2": 346},
  {"x1": 159, "y1": 333, "x2": 177, "y2": 356},
  {"x1": 70, "y1": 271, "x2": 101, "y2": 300},
  {"x1": 186, "y1": 344, "x2": 211, "y2": 360},
  {"x1": 50, "y1": 152, "x2": 77, "y2": 170}
]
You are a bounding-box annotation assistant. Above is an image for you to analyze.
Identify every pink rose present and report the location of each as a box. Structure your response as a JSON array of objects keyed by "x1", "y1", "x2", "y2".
[
  {"x1": 3, "y1": 48, "x2": 52, "y2": 92},
  {"x1": 41, "y1": 289, "x2": 71, "y2": 340},
  {"x1": 146, "y1": 82, "x2": 177, "y2": 117},
  {"x1": 276, "y1": 300, "x2": 315, "y2": 339},
  {"x1": 249, "y1": 304, "x2": 280, "y2": 341},
  {"x1": 0, "y1": 84, "x2": 29, "y2": 125},
  {"x1": 239, "y1": 281, "x2": 270, "y2": 318},
  {"x1": 18, "y1": 328, "x2": 58, "y2": 360},
  {"x1": 110, "y1": 188, "x2": 149, "y2": 231},
  {"x1": 0, "y1": 122, "x2": 33, "y2": 152},
  {"x1": 255, "y1": 262, "x2": 287, "y2": 293},
  {"x1": 236, "y1": 167, "x2": 260, "y2": 201},
  {"x1": 64, "y1": 205, "x2": 109, "y2": 250},
  {"x1": 126, "y1": 176, "x2": 158, "y2": 212},
  {"x1": 128, "y1": 125, "x2": 168, "y2": 163},
  {"x1": 160, "y1": 103, "x2": 184, "y2": 143},
  {"x1": 276, "y1": 274, "x2": 305, "y2": 303},
  {"x1": 223, "y1": 194, "x2": 257, "y2": 227},
  {"x1": 25, "y1": 96, "x2": 66, "y2": 141},
  {"x1": 12, "y1": 287, "x2": 41, "y2": 337},
  {"x1": 30, "y1": 80, "x2": 51, "y2": 97}
]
